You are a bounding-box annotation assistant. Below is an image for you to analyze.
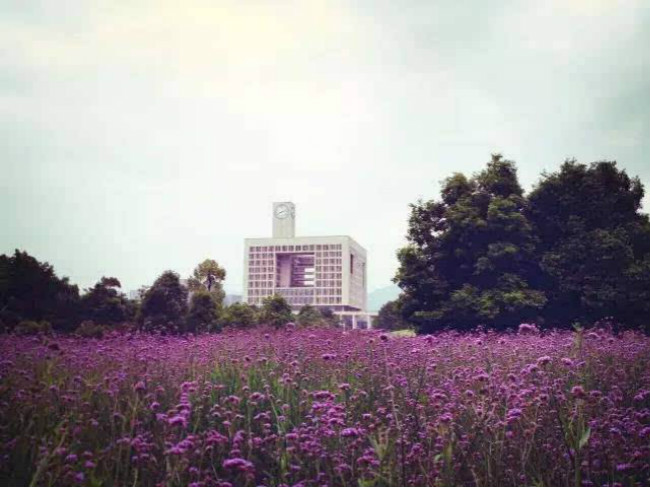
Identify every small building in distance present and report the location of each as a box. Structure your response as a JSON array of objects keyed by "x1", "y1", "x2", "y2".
[{"x1": 243, "y1": 202, "x2": 373, "y2": 328}]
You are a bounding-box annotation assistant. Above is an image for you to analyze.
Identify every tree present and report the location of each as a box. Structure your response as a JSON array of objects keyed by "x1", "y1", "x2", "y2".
[
  {"x1": 140, "y1": 271, "x2": 188, "y2": 333},
  {"x1": 0, "y1": 250, "x2": 80, "y2": 331},
  {"x1": 186, "y1": 291, "x2": 222, "y2": 333},
  {"x1": 528, "y1": 160, "x2": 650, "y2": 329},
  {"x1": 374, "y1": 300, "x2": 408, "y2": 330},
  {"x1": 395, "y1": 155, "x2": 546, "y2": 332},
  {"x1": 259, "y1": 294, "x2": 293, "y2": 328},
  {"x1": 297, "y1": 305, "x2": 324, "y2": 327},
  {"x1": 187, "y1": 259, "x2": 226, "y2": 307},
  {"x1": 80, "y1": 277, "x2": 132, "y2": 325},
  {"x1": 221, "y1": 302, "x2": 259, "y2": 329},
  {"x1": 319, "y1": 307, "x2": 340, "y2": 327}
]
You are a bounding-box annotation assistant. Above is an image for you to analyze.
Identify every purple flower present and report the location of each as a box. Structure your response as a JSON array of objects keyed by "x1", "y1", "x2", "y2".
[
  {"x1": 341, "y1": 427, "x2": 361, "y2": 438},
  {"x1": 571, "y1": 385, "x2": 586, "y2": 399},
  {"x1": 167, "y1": 415, "x2": 187, "y2": 427},
  {"x1": 223, "y1": 457, "x2": 254, "y2": 473}
]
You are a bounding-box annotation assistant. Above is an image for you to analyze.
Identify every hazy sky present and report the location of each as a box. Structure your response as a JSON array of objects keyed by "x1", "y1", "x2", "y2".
[{"x1": 2, "y1": 0, "x2": 649, "y2": 295}]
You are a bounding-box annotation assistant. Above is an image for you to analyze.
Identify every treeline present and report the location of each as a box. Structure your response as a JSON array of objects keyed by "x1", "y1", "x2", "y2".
[
  {"x1": 0, "y1": 255, "x2": 336, "y2": 335},
  {"x1": 3, "y1": 155, "x2": 648, "y2": 335},
  {"x1": 384, "y1": 156, "x2": 650, "y2": 333}
]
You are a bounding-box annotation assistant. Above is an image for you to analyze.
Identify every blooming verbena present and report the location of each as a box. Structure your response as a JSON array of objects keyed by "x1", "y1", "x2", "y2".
[
  {"x1": 0, "y1": 327, "x2": 648, "y2": 487},
  {"x1": 223, "y1": 457, "x2": 254, "y2": 473},
  {"x1": 571, "y1": 385, "x2": 587, "y2": 399}
]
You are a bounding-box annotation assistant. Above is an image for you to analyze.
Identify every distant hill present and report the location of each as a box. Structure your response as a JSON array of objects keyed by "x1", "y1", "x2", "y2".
[{"x1": 367, "y1": 284, "x2": 401, "y2": 312}]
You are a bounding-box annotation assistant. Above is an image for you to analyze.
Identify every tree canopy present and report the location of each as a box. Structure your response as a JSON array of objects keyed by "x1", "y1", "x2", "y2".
[
  {"x1": 260, "y1": 294, "x2": 293, "y2": 328},
  {"x1": 0, "y1": 250, "x2": 80, "y2": 331},
  {"x1": 188, "y1": 259, "x2": 226, "y2": 306},
  {"x1": 396, "y1": 155, "x2": 649, "y2": 333},
  {"x1": 527, "y1": 160, "x2": 650, "y2": 329},
  {"x1": 395, "y1": 155, "x2": 546, "y2": 333},
  {"x1": 80, "y1": 277, "x2": 134, "y2": 325},
  {"x1": 186, "y1": 291, "x2": 222, "y2": 333},
  {"x1": 221, "y1": 302, "x2": 259, "y2": 329},
  {"x1": 296, "y1": 305, "x2": 327, "y2": 327},
  {"x1": 140, "y1": 270, "x2": 188, "y2": 333}
]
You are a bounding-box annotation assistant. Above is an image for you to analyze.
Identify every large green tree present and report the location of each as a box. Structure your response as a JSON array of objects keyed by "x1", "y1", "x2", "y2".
[
  {"x1": 187, "y1": 259, "x2": 226, "y2": 307},
  {"x1": 395, "y1": 155, "x2": 546, "y2": 332},
  {"x1": 0, "y1": 250, "x2": 80, "y2": 331},
  {"x1": 528, "y1": 160, "x2": 650, "y2": 329},
  {"x1": 140, "y1": 271, "x2": 188, "y2": 333},
  {"x1": 80, "y1": 277, "x2": 134, "y2": 325},
  {"x1": 186, "y1": 291, "x2": 222, "y2": 333}
]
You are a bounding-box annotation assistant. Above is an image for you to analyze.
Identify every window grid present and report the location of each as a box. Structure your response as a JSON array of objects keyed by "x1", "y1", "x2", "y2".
[{"x1": 247, "y1": 244, "x2": 344, "y2": 306}]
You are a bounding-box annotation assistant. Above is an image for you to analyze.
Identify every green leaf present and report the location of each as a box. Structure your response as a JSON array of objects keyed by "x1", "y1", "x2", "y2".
[
  {"x1": 578, "y1": 427, "x2": 591, "y2": 450},
  {"x1": 358, "y1": 478, "x2": 375, "y2": 487}
]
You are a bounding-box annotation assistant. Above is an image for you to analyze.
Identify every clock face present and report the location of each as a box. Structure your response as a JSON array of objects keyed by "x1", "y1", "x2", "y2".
[{"x1": 275, "y1": 204, "x2": 292, "y2": 219}]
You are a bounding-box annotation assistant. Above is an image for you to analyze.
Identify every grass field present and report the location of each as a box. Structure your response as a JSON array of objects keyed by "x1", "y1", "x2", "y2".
[{"x1": 1, "y1": 326, "x2": 649, "y2": 487}]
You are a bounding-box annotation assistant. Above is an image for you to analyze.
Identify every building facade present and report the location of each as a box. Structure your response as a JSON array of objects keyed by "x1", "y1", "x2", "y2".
[{"x1": 243, "y1": 203, "x2": 369, "y2": 322}]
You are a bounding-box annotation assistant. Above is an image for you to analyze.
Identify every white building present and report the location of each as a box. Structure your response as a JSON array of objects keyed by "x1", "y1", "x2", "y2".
[{"x1": 243, "y1": 202, "x2": 373, "y2": 328}]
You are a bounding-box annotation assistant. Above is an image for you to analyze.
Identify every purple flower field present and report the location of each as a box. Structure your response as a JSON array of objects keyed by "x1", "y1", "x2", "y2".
[{"x1": 1, "y1": 327, "x2": 649, "y2": 487}]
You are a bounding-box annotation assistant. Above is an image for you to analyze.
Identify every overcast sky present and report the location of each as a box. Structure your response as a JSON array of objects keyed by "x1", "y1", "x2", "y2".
[{"x1": 1, "y1": 0, "x2": 649, "y2": 295}]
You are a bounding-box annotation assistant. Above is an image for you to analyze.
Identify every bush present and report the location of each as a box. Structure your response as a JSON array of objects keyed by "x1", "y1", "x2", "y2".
[
  {"x1": 140, "y1": 271, "x2": 188, "y2": 333},
  {"x1": 221, "y1": 302, "x2": 258, "y2": 329},
  {"x1": 75, "y1": 320, "x2": 106, "y2": 338},
  {"x1": 296, "y1": 305, "x2": 336, "y2": 327},
  {"x1": 186, "y1": 292, "x2": 221, "y2": 333},
  {"x1": 260, "y1": 294, "x2": 293, "y2": 329},
  {"x1": 374, "y1": 300, "x2": 408, "y2": 331},
  {"x1": 15, "y1": 320, "x2": 52, "y2": 336}
]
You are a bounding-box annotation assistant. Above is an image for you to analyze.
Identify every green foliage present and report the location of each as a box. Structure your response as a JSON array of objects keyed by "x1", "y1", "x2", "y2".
[
  {"x1": 389, "y1": 328, "x2": 416, "y2": 337},
  {"x1": 80, "y1": 277, "x2": 132, "y2": 326},
  {"x1": 374, "y1": 300, "x2": 407, "y2": 331},
  {"x1": 528, "y1": 160, "x2": 650, "y2": 329},
  {"x1": 140, "y1": 271, "x2": 188, "y2": 333},
  {"x1": 221, "y1": 302, "x2": 259, "y2": 328},
  {"x1": 186, "y1": 291, "x2": 222, "y2": 333},
  {"x1": 395, "y1": 154, "x2": 546, "y2": 332},
  {"x1": 319, "y1": 307, "x2": 340, "y2": 327},
  {"x1": 75, "y1": 320, "x2": 106, "y2": 338},
  {"x1": 15, "y1": 320, "x2": 52, "y2": 336},
  {"x1": 260, "y1": 294, "x2": 293, "y2": 328},
  {"x1": 187, "y1": 259, "x2": 227, "y2": 307},
  {"x1": 0, "y1": 250, "x2": 80, "y2": 331},
  {"x1": 296, "y1": 304, "x2": 326, "y2": 327}
]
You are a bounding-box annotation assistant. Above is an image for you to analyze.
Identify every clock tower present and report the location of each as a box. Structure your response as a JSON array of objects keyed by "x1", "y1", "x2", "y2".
[{"x1": 272, "y1": 202, "x2": 296, "y2": 238}]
